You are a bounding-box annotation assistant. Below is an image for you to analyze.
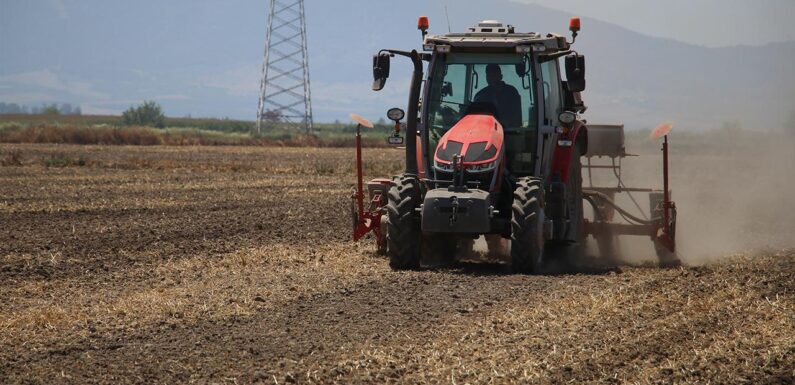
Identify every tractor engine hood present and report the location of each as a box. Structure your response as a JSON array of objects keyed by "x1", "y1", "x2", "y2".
[{"x1": 434, "y1": 113, "x2": 504, "y2": 172}]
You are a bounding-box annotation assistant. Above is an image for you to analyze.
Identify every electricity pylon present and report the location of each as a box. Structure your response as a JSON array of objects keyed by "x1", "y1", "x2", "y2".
[{"x1": 256, "y1": 0, "x2": 313, "y2": 133}]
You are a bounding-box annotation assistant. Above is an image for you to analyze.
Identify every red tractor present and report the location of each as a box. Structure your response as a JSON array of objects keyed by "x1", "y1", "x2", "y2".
[{"x1": 352, "y1": 17, "x2": 679, "y2": 272}]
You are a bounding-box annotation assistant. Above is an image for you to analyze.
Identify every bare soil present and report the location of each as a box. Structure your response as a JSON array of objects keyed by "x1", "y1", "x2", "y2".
[{"x1": 1, "y1": 144, "x2": 792, "y2": 384}]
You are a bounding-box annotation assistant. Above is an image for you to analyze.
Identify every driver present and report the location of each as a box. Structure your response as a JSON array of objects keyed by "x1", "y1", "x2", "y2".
[{"x1": 473, "y1": 64, "x2": 522, "y2": 128}]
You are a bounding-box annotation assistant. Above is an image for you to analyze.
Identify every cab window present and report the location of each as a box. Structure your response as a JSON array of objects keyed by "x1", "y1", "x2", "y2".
[
  {"x1": 540, "y1": 59, "x2": 562, "y2": 125},
  {"x1": 427, "y1": 53, "x2": 536, "y2": 137},
  {"x1": 426, "y1": 52, "x2": 538, "y2": 174}
]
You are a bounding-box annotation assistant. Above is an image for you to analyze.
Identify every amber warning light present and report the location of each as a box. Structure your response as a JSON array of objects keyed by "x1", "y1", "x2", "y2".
[
  {"x1": 418, "y1": 16, "x2": 429, "y2": 31},
  {"x1": 569, "y1": 16, "x2": 581, "y2": 43},
  {"x1": 569, "y1": 17, "x2": 581, "y2": 32}
]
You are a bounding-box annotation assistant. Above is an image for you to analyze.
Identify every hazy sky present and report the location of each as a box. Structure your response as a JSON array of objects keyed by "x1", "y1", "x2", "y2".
[
  {"x1": 515, "y1": 0, "x2": 795, "y2": 47},
  {"x1": 1, "y1": 0, "x2": 793, "y2": 124}
]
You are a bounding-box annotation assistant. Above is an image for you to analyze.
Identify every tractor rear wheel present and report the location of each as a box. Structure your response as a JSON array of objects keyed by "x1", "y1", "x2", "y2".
[
  {"x1": 565, "y1": 142, "x2": 585, "y2": 243},
  {"x1": 547, "y1": 141, "x2": 585, "y2": 261},
  {"x1": 511, "y1": 177, "x2": 545, "y2": 273},
  {"x1": 386, "y1": 175, "x2": 422, "y2": 270}
]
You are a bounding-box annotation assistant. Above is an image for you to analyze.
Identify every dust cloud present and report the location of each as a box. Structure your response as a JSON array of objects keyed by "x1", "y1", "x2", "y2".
[{"x1": 588, "y1": 130, "x2": 795, "y2": 265}]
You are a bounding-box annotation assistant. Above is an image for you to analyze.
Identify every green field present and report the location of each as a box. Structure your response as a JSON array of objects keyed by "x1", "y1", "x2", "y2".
[
  {"x1": 0, "y1": 114, "x2": 397, "y2": 146},
  {"x1": 1, "y1": 113, "x2": 791, "y2": 151}
]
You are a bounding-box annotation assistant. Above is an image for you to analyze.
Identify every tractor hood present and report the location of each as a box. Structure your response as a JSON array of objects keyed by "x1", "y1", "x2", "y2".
[{"x1": 434, "y1": 114, "x2": 504, "y2": 168}]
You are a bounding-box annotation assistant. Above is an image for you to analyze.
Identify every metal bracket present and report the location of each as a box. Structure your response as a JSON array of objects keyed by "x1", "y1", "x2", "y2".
[{"x1": 449, "y1": 196, "x2": 459, "y2": 226}]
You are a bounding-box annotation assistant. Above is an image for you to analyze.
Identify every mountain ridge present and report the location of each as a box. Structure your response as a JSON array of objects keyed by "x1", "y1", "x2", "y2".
[{"x1": 0, "y1": 0, "x2": 792, "y2": 130}]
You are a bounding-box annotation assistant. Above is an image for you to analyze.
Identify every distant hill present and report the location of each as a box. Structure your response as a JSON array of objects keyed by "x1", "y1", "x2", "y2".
[
  {"x1": 393, "y1": 1, "x2": 795, "y2": 130},
  {"x1": 1, "y1": 0, "x2": 792, "y2": 130}
]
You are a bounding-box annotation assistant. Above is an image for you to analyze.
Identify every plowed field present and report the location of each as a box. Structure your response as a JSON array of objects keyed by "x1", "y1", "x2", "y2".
[{"x1": 1, "y1": 144, "x2": 792, "y2": 384}]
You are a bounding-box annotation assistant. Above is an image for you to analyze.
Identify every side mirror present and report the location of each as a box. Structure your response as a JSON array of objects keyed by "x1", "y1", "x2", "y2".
[
  {"x1": 372, "y1": 54, "x2": 391, "y2": 91},
  {"x1": 441, "y1": 81, "x2": 453, "y2": 97},
  {"x1": 562, "y1": 81, "x2": 575, "y2": 109},
  {"x1": 561, "y1": 81, "x2": 587, "y2": 113},
  {"x1": 564, "y1": 53, "x2": 586, "y2": 92}
]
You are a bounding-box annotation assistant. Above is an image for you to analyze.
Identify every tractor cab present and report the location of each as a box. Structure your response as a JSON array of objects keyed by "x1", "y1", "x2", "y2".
[{"x1": 420, "y1": 20, "x2": 585, "y2": 185}]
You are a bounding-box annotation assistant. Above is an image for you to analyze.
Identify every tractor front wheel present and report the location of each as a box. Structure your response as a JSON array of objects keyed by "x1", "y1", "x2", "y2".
[
  {"x1": 386, "y1": 175, "x2": 422, "y2": 270},
  {"x1": 511, "y1": 177, "x2": 545, "y2": 274}
]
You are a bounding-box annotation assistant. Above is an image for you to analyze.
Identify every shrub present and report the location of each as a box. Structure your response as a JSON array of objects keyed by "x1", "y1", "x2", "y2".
[
  {"x1": 122, "y1": 101, "x2": 165, "y2": 128},
  {"x1": 41, "y1": 105, "x2": 61, "y2": 116}
]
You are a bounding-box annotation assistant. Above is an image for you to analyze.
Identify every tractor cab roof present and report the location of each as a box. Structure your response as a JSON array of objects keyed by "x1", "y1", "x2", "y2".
[{"x1": 423, "y1": 20, "x2": 570, "y2": 54}]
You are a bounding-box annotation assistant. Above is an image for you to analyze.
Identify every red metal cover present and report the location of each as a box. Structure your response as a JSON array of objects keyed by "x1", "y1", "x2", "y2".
[
  {"x1": 550, "y1": 120, "x2": 586, "y2": 182},
  {"x1": 434, "y1": 114, "x2": 504, "y2": 166}
]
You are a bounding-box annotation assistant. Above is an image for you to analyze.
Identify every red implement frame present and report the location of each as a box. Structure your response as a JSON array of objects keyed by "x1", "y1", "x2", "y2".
[
  {"x1": 351, "y1": 122, "x2": 390, "y2": 252},
  {"x1": 656, "y1": 134, "x2": 676, "y2": 252}
]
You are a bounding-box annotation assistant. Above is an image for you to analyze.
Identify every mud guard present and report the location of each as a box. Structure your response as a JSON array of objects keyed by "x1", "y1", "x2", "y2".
[{"x1": 550, "y1": 120, "x2": 587, "y2": 182}]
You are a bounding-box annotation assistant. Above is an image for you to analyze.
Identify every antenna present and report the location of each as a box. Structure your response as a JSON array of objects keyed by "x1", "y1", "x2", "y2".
[
  {"x1": 444, "y1": 4, "x2": 452, "y2": 33},
  {"x1": 256, "y1": 0, "x2": 313, "y2": 134}
]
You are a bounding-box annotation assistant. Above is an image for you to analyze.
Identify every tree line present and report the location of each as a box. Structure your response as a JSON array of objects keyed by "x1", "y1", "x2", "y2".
[{"x1": 0, "y1": 102, "x2": 82, "y2": 115}]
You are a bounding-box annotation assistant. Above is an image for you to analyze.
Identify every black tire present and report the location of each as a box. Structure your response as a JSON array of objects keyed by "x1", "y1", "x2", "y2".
[
  {"x1": 511, "y1": 177, "x2": 545, "y2": 273},
  {"x1": 565, "y1": 142, "x2": 584, "y2": 242},
  {"x1": 386, "y1": 175, "x2": 422, "y2": 270}
]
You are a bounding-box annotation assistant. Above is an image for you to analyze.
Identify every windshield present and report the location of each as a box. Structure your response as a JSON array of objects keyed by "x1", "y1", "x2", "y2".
[{"x1": 425, "y1": 52, "x2": 538, "y2": 174}]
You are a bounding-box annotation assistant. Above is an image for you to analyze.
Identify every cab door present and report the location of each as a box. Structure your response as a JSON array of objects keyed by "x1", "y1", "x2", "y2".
[{"x1": 535, "y1": 57, "x2": 564, "y2": 178}]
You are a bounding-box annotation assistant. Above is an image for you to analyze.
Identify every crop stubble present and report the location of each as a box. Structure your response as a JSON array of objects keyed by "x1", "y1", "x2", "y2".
[{"x1": 0, "y1": 144, "x2": 792, "y2": 384}]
